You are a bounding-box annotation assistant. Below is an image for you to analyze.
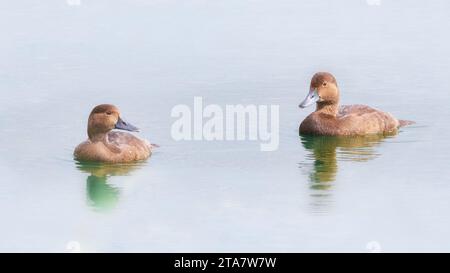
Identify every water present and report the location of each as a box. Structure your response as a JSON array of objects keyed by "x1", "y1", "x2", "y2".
[{"x1": 1, "y1": 0, "x2": 450, "y2": 252}]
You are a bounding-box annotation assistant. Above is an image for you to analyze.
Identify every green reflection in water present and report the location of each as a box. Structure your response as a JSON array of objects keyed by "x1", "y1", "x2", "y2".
[
  {"x1": 75, "y1": 161, "x2": 144, "y2": 212},
  {"x1": 300, "y1": 134, "x2": 392, "y2": 213},
  {"x1": 86, "y1": 175, "x2": 119, "y2": 211},
  {"x1": 301, "y1": 134, "x2": 391, "y2": 185}
]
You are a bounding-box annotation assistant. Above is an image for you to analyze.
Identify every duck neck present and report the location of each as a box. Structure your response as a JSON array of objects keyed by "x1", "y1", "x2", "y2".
[
  {"x1": 316, "y1": 101, "x2": 339, "y2": 117},
  {"x1": 88, "y1": 132, "x2": 107, "y2": 143},
  {"x1": 89, "y1": 131, "x2": 121, "y2": 154}
]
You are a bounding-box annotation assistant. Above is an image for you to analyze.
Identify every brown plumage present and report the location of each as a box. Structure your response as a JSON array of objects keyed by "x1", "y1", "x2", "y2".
[
  {"x1": 299, "y1": 72, "x2": 413, "y2": 136},
  {"x1": 74, "y1": 104, "x2": 152, "y2": 163}
]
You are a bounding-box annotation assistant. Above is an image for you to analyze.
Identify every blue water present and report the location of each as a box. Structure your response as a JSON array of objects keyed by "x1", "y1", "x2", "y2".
[{"x1": 1, "y1": 0, "x2": 450, "y2": 252}]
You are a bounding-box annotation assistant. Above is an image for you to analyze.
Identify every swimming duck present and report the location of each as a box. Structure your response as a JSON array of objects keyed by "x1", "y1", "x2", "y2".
[
  {"x1": 299, "y1": 72, "x2": 413, "y2": 136},
  {"x1": 74, "y1": 104, "x2": 152, "y2": 163}
]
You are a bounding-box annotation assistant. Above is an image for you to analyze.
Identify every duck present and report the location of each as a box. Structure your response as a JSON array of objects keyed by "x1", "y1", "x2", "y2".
[
  {"x1": 74, "y1": 104, "x2": 152, "y2": 163},
  {"x1": 299, "y1": 72, "x2": 413, "y2": 136}
]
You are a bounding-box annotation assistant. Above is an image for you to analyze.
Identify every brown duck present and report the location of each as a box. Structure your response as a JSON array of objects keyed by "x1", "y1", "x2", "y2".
[
  {"x1": 74, "y1": 104, "x2": 152, "y2": 163},
  {"x1": 299, "y1": 72, "x2": 413, "y2": 136}
]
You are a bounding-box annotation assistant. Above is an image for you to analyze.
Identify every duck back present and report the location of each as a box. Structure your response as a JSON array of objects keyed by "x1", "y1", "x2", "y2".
[{"x1": 300, "y1": 104, "x2": 401, "y2": 136}]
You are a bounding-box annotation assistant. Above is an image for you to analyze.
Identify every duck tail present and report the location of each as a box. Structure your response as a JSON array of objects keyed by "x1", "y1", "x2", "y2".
[
  {"x1": 143, "y1": 139, "x2": 159, "y2": 150},
  {"x1": 399, "y1": 119, "x2": 415, "y2": 127}
]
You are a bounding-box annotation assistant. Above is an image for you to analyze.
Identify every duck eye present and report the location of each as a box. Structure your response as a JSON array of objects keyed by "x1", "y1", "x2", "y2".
[
  {"x1": 322, "y1": 82, "x2": 327, "y2": 86},
  {"x1": 106, "y1": 111, "x2": 112, "y2": 115}
]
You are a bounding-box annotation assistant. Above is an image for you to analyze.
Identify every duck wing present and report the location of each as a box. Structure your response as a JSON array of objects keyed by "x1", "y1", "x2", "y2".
[
  {"x1": 338, "y1": 104, "x2": 378, "y2": 117},
  {"x1": 338, "y1": 104, "x2": 399, "y2": 134},
  {"x1": 107, "y1": 131, "x2": 151, "y2": 150}
]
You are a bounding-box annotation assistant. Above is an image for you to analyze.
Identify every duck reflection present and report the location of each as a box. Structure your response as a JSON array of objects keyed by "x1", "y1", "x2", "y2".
[
  {"x1": 75, "y1": 161, "x2": 143, "y2": 211},
  {"x1": 301, "y1": 134, "x2": 390, "y2": 184},
  {"x1": 300, "y1": 134, "x2": 391, "y2": 212}
]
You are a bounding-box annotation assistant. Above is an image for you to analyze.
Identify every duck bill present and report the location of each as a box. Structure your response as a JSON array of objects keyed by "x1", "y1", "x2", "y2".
[
  {"x1": 115, "y1": 117, "x2": 140, "y2": 132},
  {"x1": 299, "y1": 89, "x2": 319, "y2": 108}
]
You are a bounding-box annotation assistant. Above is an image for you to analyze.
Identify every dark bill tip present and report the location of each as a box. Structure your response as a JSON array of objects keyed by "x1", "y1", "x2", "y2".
[{"x1": 115, "y1": 117, "x2": 140, "y2": 132}]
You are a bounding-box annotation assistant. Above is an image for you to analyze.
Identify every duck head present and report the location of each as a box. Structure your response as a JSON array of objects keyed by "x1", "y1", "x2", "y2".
[
  {"x1": 87, "y1": 104, "x2": 139, "y2": 141},
  {"x1": 299, "y1": 72, "x2": 339, "y2": 109}
]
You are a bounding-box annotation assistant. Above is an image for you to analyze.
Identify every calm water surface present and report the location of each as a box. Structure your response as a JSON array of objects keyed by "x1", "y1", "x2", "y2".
[{"x1": 1, "y1": 0, "x2": 450, "y2": 252}]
